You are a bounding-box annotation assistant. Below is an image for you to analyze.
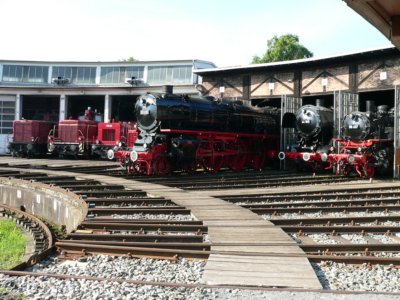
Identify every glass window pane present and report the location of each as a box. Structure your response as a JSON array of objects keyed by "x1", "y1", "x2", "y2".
[
  {"x1": 26, "y1": 66, "x2": 48, "y2": 83},
  {"x1": 101, "y1": 67, "x2": 121, "y2": 84},
  {"x1": 2, "y1": 108, "x2": 15, "y2": 114},
  {"x1": 126, "y1": 66, "x2": 144, "y2": 80},
  {"x1": 2, "y1": 101, "x2": 15, "y2": 108},
  {"x1": 52, "y1": 66, "x2": 73, "y2": 81},
  {"x1": 3, "y1": 65, "x2": 24, "y2": 82}
]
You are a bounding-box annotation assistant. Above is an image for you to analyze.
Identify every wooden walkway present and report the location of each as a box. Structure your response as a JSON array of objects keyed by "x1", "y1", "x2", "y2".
[{"x1": 0, "y1": 157, "x2": 323, "y2": 289}]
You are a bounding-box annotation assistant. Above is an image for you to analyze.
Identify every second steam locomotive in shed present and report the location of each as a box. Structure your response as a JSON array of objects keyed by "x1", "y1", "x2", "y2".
[
  {"x1": 112, "y1": 87, "x2": 280, "y2": 175},
  {"x1": 279, "y1": 100, "x2": 334, "y2": 171}
]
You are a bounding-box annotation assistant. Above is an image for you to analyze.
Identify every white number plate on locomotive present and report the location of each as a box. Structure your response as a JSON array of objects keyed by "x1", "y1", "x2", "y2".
[
  {"x1": 302, "y1": 120, "x2": 311, "y2": 124},
  {"x1": 140, "y1": 108, "x2": 150, "y2": 115}
]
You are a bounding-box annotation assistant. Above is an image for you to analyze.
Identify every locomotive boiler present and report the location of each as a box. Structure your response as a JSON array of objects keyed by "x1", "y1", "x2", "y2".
[
  {"x1": 279, "y1": 100, "x2": 334, "y2": 170},
  {"x1": 112, "y1": 87, "x2": 280, "y2": 175},
  {"x1": 329, "y1": 101, "x2": 394, "y2": 178}
]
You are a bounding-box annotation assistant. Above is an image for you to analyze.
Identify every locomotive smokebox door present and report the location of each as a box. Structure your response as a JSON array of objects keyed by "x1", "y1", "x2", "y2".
[{"x1": 135, "y1": 94, "x2": 158, "y2": 131}]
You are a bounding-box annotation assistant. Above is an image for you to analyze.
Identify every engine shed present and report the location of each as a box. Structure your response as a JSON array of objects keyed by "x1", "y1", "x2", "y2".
[{"x1": 194, "y1": 46, "x2": 400, "y2": 178}]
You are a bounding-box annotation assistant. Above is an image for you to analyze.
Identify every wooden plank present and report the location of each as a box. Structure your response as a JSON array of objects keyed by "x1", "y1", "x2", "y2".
[
  {"x1": 202, "y1": 270, "x2": 321, "y2": 289},
  {"x1": 211, "y1": 245, "x2": 305, "y2": 254},
  {"x1": 204, "y1": 265, "x2": 317, "y2": 278},
  {"x1": 205, "y1": 220, "x2": 274, "y2": 226},
  {"x1": 207, "y1": 254, "x2": 310, "y2": 264}
]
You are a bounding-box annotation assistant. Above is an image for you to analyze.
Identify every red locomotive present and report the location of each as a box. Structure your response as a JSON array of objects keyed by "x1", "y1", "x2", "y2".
[
  {"x1": 8, "y1": 120, "x2": 55, "y2": 157},
  {"x1": 47, "y1": 107, "x2": 99, "y2": 158},
  {"x1": 110, "y1": 88, "x2": 280, "y2": 175},
  {"x1": 92, "y1": 121, "x2": 136, "y2": 159}
]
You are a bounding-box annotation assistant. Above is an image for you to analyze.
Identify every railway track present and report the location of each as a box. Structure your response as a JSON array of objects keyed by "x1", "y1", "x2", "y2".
[
  {"x1": 1, "y1": 160, "x2": 400, "y2": 296},
  {"x1": 220, "y1": 186, "x2": 400, "y2": 264},
  {"x1": 0, "y1": 171, "x2": 210, "y2": 261},
  {"x1": 0, "y1": 204, "x2": 54, "y2": 269},
  {"x1": 0, "y1": 160, "x2": 360, "y2": 190}
]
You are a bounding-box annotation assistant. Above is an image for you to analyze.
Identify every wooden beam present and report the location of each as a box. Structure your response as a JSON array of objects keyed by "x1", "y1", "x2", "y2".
[{"x1": 391, "y1": 15, "x2": 400, "y2": 38}]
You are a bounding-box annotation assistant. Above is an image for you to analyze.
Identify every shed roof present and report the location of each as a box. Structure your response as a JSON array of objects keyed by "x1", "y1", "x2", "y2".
[{"x1": 194, "y1": 46, "x2": 398, "y2": 75}]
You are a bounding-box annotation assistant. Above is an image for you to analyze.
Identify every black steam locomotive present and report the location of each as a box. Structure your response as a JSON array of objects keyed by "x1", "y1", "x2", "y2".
[
  {"x1": 341, "y1": 103, "x2": 394, "y2": 141},
  {"x1": 279, "y1": 100, "x2": 334, "y2": 169},
  {"x1": 112, "y1": 87, "x2": 280, "y2": 175},
  {"x1": 329, "y1": 101, "x2": 394, "y2": 177}
]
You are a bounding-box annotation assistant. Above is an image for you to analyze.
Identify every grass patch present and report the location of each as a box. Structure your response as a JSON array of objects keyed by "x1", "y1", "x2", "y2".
[
  {"x1": 0, "y1": 288, "x2": 27, "y2": 300},
  {"x1": 0, "y1": 219, "x2": 27, "y2": 269}
]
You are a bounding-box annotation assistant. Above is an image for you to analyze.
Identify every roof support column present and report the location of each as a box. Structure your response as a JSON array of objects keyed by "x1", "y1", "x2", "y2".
[
  {"x1": 349, "y1": 63, "x2": 358, "y2": 93},
  {"x1": 104, "y1": 94, "x2": 111, "y2": 123},
  {"x1": 15, "y1": 94, "x2": 21, "y2": 120},
  {"x1": 242, "y1": 75, "x2": 250, "y2": 101},
  {"x1": 59, "y1": 94, "x2": 67, "y2": 121},
  {"x1": 293, "y1": 70, "x2": 302, "y2": 98}
]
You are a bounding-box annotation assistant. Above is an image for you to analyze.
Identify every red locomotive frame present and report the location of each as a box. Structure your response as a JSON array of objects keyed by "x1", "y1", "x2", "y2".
[
  {"x1": 326, "y1": 138, "x2": 393, "y2": 178},
  {"x1": 114, "y1": 128, "x2": 279, "y2": 175}
]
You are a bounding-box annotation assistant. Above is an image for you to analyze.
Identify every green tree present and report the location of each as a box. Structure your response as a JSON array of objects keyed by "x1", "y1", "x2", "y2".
[
  {"x1": 121, "y1": 56, "x2": 138, "y2": 62},
  {"x1": 252, "y1": 34, "x2": 313, "y2": 64}
]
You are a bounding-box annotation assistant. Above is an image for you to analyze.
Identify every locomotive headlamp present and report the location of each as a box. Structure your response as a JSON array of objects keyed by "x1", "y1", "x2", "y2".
[
  {"x1": 48, "y1": 143, "x2": 55, "y2": 152},
  {"x1": 278, "y1": 152, "x2": 285, "y2": 160},
  {"x1": 357, "y1": 147, "x2": 362, "y2": 152},
  {"x1": 302, "y1": 153, "x2": 311, "y2": 161},
  {"x1": 130, "y1": 150, "x2": 138, "y2": 162},
  {"x1": 107, "y1": 149, "x2": 115, "y2": 160},
  {"x1": 321, "y1": 153, "x2": 328, "y2": 162}
]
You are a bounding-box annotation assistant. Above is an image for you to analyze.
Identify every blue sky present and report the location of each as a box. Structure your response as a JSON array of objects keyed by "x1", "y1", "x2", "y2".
[{"x1": 0, "y1": 0, "x2": 391, "y2": 67}]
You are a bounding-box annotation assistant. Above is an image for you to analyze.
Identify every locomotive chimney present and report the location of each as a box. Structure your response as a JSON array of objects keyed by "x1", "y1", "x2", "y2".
[
  {"x1": 163, "y1": 85, "x2": 173, "y2": 95},
  {"x1": 315, "y1": 99, "x2": 325, "y2": 107},
  {"x1": 366, "y1": 100, "x2": 376, "y2": 113}
]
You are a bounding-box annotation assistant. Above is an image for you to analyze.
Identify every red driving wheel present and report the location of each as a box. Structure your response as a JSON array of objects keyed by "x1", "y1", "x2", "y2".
[{"x1": 153, "y1": 156, "x2": 171, "y2": 176}]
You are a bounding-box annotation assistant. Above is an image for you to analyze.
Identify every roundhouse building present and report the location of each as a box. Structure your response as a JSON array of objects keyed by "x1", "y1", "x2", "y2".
[
  {"x1": 0, "y1": 59, "x2": 215, "y2": 154},
  {"x1": 194, "y1": 46, "x2": 400, "y2": 176}
]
